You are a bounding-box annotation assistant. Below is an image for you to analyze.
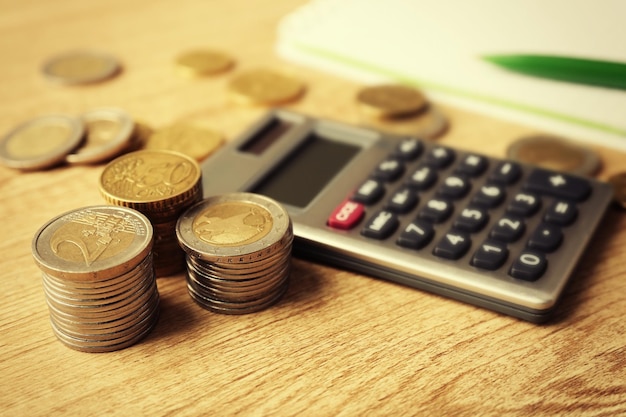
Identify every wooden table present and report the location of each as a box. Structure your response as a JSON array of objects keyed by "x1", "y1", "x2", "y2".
[{"x1": 1, "y1": 1, "x2": 625, "y2": 415}]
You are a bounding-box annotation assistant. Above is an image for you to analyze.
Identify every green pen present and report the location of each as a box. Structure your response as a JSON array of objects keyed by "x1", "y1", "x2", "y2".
[{"x1": 482, "y1": 54, "x2": 626, "y2": 91}]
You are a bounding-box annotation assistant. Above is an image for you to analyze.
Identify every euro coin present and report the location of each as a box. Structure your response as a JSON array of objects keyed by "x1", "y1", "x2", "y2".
[
  {"x1": 177, "y1": 192, "x2": 293, "y2": 314},
  {"x1": 507, "y1": 135, "x2": 601, "y2": 176},
  {"x1": 31, "y1": 205, "x2": 159, "y2": 352},
  {"x1": 228, "y1": 68, "x2": 305, "y2": 106},
  {"x1": 356, "y1": 84, "x2": 428, "y2": 118},
  {"x1": 175, "y1": 49, "x2": 234, "y2": 77},
  {"x1": 361, "y1": 105, "x2": 449, "y2": 140},
  {"x1": 41, "y1": 50, "x2": 121, "y2": 85},
  {"x1": 0, "y1": 114, "x2": 85, "y2": 170},
  {"x1": 144, "y1": 123, "x2": 224, "y2": 161},
  {"x1": 66, "y1": 108, "x2": 135, "y2": 165},
  {"x1": 100, "y1": 149, "x2": 203, "y2": 276},
  {"x1": 608, "y1": 172, "x2": 626, "y2": 209}
]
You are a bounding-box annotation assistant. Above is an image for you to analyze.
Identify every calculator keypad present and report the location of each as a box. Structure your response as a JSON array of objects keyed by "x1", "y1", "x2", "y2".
[{"x1": 327, "y1": 137, "x2": 596, "y2": 284}]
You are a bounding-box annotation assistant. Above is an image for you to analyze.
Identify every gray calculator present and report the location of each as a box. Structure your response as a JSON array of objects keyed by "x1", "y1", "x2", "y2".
[{"x1": 201, "y1": 110, "x2": 613, "y2": 322}]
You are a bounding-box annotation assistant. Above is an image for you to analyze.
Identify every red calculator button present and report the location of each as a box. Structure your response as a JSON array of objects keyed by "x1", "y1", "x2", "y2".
[{"x1": 327, "y1": 200, "x2": 365, "y2": 230}]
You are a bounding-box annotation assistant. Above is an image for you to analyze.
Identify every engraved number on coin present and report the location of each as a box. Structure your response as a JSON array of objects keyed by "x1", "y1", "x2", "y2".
[{"x1": 49, "y1": 211, "x2": 136, "y2": 266}]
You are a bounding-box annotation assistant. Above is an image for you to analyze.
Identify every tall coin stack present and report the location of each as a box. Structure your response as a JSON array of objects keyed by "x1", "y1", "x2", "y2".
[
  {"x1": 99, "y1": 149, "x2": 202, "y2": 276},
  {"x1": 31, "y1": 206, "x2": 159, "y2": 352},
  {"x1": 176, "y1": 193, "x2": 293, "y2": 314}
]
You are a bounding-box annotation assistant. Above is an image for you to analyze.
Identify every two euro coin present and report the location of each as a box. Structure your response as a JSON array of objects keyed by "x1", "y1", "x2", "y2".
[
  {"x1": 176, "y1": 193, "x2": 293, "y2": 314},
  {"x1": 31, "y1": 206, "x2": 159, "y2": 352}
]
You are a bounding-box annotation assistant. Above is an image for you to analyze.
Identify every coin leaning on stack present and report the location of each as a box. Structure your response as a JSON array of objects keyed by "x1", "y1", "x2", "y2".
[
  {"x1": 176, "y1": 193, "x2": 293, "y2": 314},
  {"x1": 99, "y1": 149, "x2": 203, "y2": 276},
  {"x1": 31, "y1": 205, "x2": 159, "y2": 353}
]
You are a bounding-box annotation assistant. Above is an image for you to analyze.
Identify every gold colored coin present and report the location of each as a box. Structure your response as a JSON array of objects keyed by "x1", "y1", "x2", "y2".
[
  {"x1": 99, "y1": 149, "x2": 202, "y2": 207},
  {"x1": 608, "y1": 172, "x2": 626, "y2": 209},
  {"x1": 228, "y1": 68, "x2": 305, "y2": 105},
  {"x1": 0, "y1": 114, "x2": 85, "y2": 170},
  {"x1": 144, "y1": 123, "x2": 224, "y2": 161},
  {"x1": 507, "y1": 135, "x2": 601, "y2": 176},
  {"x1": 357, "y1": 84, "x2": 428, "y2": 118},
  {"x1": 41, "y1": 50, "x2": 121, "y2": 85},
  {"x1": 66, "y1": 108, "x2": 135, "y2": 165},
  {"x1": 361, "y1": 105, "x2": 449, "y2": 140},
  {"x1": 175, "y1": 49, "x2": 234, "y2": 77},
  {"x1": 192, "y1": 201, "x2": 274, "y2": 247}
]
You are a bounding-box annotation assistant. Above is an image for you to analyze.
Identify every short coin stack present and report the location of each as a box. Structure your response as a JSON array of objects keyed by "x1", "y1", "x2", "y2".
[
  {"x1": 176, "y1": 193, "x2": 293, "y2": 314},
  {"x1": 99, "y1": 149, "x2": 203, "y2": 276},
  {"x1": 31, "y1": 205, "x2": 159, "y2": 352}
]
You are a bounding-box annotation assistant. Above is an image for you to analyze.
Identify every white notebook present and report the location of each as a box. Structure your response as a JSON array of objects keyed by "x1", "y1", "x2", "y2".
[{"x1": 277, "y1": 0, "x2": 626, "y2": 150}]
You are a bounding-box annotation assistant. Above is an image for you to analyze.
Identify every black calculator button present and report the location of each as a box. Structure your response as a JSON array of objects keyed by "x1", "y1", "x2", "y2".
[
  {"x1": 386, "y1": 186, "x2": 418, "y2": 213},
  {"x1": 433, "y1": 231, "x2": 471, "y2": 260},
  {"x1": 361, "y1": 210, "x2": 399, "y2": 240},
  {"x1": 418, "y1": 198, "x2": 453, "y2": 223},
  {"x1": 436, "y1": 174, "x2": 471, "y2": 199},
  {"x1": 425, "y1": 146, "x2": 455, "y2": 168},
  {"x1": 394, "y1": 138, "x2": 423, "y2": 161},
  {"x1": 489, "y1": 161, "x2": 521, "y2": 185},
  {"x1": 406, "y1": 164, "x2": 437, "y2": 190},
  {"x1": 471, "y1": 184, "x2": 506, "y2": 208},
  {"x1": 397, "y1": 219, "x2": 434, "y2": 249},
  {"x1": 544, "y1": 200, "x2": 577, "y2": 226},
  {"x1": 352, "y1": 179, "x2": 385, "y2": 205},
  {"x1": 509, "y1": 251, "x2": 548, "y2": 281},
  {"x1": 523, "y1": 169, "x2": 591, "y2": 201},
  {"x1": 455, "y1": 154, "x2": 488, "y2": 177},
  {"x1": 507, "y1": 192, "x2": 541, "y2": 217},
  {"x1": 453, "y1": 207, "x2": 489, "y2": 233},
  {"x1": 527, "y1": 223, "x2": 563, "y2": 252},
  {"x1": 471, "y1": 240, "x2": 508, "y2": 270},
  {"x1": 372, "y1": 158, "x2": 404, "y2": 182},
  {"x1": 489, "y1": 215, "x2": 525, "y2": 242}
]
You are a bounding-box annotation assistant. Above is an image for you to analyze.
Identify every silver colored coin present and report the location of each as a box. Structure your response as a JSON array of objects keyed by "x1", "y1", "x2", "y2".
[
  {"x1": 187, "y1": 249, "x2": 291, "y2": 278},
  {"x1": 188, "y1": 272, "x2": 289, "y2": 302},
  {"x1": 41, "y1": 50, "x2": 121, "y2": 85},
  {"x1": 187, "y1": 261, "x2": 290, "y2": 294},
  {"x1": 176, "y1": 192, "x2": 292, "y2": 263},
  {"x1": 361, "y1": 105, "x2": 449, "y2": 140},
  {"x1": 32, "y1": 205, "x2": 153, "y2": 281},
  {"x1": 66, "y1": 108, "x2": 135, "y2": 165},
  {"x1": 187, "y1": 282, "x2": 288, "y2": 315},
  {"x1": 0, "y1": 114, "x2": 85, "y2": 170},
  {"x1": 506, "y1": 135, "x2": 601, "y2": 177}
]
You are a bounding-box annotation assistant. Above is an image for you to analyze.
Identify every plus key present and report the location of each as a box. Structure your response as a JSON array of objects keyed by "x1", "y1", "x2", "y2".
[{"x1": 523, "y1": 169, "x2": 591, "y2": 201}]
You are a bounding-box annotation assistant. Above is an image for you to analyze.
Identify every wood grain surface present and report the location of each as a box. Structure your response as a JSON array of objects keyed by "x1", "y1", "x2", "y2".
[{"x1": 1, "y1": 1, "x2": 625, "y2": 416}]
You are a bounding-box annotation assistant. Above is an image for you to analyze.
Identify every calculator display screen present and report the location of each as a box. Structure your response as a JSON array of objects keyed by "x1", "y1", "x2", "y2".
[{"x1": 251, "y1": 134, "x2": 360, "y2": 208}]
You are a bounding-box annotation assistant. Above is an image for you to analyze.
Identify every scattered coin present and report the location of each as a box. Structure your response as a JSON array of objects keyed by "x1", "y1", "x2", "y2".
[
  {"x1": 608, "y1": 172, "x2": 626, "y2": 209},
  {"x1": 506, "y1": 135, "x2": 601, "y2": 176},
  {"x1": 99, "y1": 149, "x2": 203, "y2": 276},
  {"x1": 361, "y1": 105, "x2": 449, "y2": 140},
  {"x1": 144, "y1": 123, "x2": 224, "y2": 161},
  {"x1": 41, "y1": 50, "x2": 121, "y2": 85},
  {"x1": 175, "y1": 49, "x2": 234, "y2": 78},
  {"x1": 356, "y1": 84, "x2": 428, "y2": 118},
  {"x1": 66, "y1": 108, "x2": 135, "y2": 164},
  {"x1": 228, "y1": 68, "x2": 305, "y2": 106},
  {"x1": 176, "y1": 192, "x2": 293, "y2": 314},
  {"x1": 0, "y1": 114, "x2": 85, "y2": 170},
  {"x1": 31, "y1": 205, "x2": 159, "y2": 352}
]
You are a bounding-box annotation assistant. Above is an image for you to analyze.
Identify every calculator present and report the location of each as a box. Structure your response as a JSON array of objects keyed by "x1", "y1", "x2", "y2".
[{"x1": 200, "y1": 110, "x2": 613, "y2": 322}]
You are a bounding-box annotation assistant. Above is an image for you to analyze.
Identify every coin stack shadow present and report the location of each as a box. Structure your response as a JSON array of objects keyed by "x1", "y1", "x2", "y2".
[
  {"x1": 31, "y1": 206, "x2": 159, "y2": 353},
  {"x1": 99, "y1": 149, "x2": 203, "y2": 276},
  {"x1": 176, "y1": 193, "x2": 293, "y2": 314}
]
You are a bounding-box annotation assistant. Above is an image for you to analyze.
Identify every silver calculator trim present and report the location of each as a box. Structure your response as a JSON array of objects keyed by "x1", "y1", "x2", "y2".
[{"x1": 201, "y1": 110, "x2": 613, "y2": 323}]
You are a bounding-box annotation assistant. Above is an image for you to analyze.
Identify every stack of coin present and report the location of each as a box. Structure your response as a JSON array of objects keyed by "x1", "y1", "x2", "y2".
[
  {"x1": 176, "y1": 193, "x2": 293, "y2": 314},
  {"x1": 31, "y1": 205, "x2": 159, "y2": 352},
  {"x1": 99, "y1": 149, "x2": 203, "y2": 276},
  {"x1": 356, "y1": 84, "x2": 448, "y2": 139}
]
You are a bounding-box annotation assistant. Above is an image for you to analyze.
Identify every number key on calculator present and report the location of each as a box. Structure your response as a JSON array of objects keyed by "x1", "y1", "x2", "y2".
[{"x1": 201, "y1": 110, "x2": 614, "y2": 322}]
